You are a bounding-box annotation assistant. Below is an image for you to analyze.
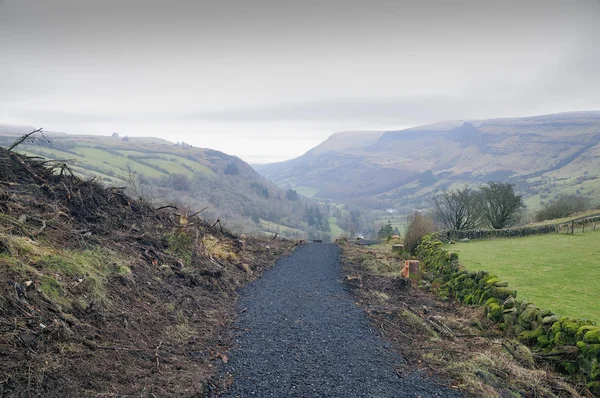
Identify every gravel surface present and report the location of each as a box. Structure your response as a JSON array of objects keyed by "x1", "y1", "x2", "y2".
[{"x1": 220, "y1": 243, "x2": 460, "y2": 398}]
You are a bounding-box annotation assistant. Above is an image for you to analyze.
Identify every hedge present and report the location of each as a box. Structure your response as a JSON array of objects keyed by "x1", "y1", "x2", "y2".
[{"x1": 414, "y1": 234, "x2": 600, "y2": 394}]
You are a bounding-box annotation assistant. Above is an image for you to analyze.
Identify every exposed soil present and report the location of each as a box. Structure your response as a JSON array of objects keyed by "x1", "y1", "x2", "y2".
[
  {"x1": 340, "y1": 241, "x2": 590, "y2": 398},
  {"x1": 0, "y1": 146, "x2": 297, "y2": 396},
  {"x1": 209, "y1": 243, "x2": 461, "y2": 397}
]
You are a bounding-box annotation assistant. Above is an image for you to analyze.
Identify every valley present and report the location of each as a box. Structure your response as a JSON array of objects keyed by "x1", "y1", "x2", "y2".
[{"x1": 255, "y1": 112, "x2": 600, "y2": 218}]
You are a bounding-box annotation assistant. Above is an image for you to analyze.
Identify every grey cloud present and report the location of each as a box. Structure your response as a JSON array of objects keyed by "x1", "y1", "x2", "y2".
[{"x1": 1, "y1": 0, "x2": 600, "y2": 162}]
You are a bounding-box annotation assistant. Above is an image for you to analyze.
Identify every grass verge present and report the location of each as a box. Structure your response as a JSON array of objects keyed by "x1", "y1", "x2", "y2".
[{"x1": 340, "y1": 241, "x2": 588, "y2": 397}]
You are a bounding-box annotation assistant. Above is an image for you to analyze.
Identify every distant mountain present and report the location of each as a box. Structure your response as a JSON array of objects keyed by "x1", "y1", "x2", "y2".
[
  {"x1": 0, "y1": 127, "x2": 317, "y2": 238},
  {"x1": 254, "y1": 112, "x2": 600, "y2": 212}
]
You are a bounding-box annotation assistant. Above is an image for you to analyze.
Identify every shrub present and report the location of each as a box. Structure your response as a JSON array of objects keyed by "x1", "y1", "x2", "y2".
[
  {"x1": 534, "y1": 194, "x2": 590, "y2": 222},
  {"x1": 404, "y1": 212, "x2": 437, "y2": 254}
]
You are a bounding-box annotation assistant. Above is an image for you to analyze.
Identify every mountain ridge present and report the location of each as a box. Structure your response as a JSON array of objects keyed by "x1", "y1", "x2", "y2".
[{"x1": 254, "y1": 111, "x2": 600, "y2": 211}]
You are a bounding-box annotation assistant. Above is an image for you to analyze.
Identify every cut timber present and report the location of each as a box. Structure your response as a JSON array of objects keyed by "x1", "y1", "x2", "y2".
[
  {"x1": 401, "y1": 260, "x2": 420, "y2": 279},
  {"x1": 392, "y1": 244, "x2": 404, "y2": 253}
]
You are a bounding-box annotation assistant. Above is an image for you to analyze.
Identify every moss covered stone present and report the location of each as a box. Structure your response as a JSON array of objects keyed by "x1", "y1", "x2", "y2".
[
  {"x1": 518, "y1": 327, "x2": 544, "y2": 344},
  {"x1": 503, "y1": 296, "x2": 516, "y2": 309},
  {"x1": 577, "y1": 325, "x2": 597, "y2": 340},
  {"x1": 486, "y1": 302, "x2": 503, "y2": 322},
  {"x1": 537, "y1": 334, "x2": 552, "y2": 348},
  {"x1": 542, "y1": 315, "x2": 559, "y2": 325},
  {"x1": 551, "y1": 322, "x2": 562, "y2": 335},
  {"x1": 540, "y1": 309, "x2": 555, "y2": 318},
  {"x1": 583, "y1": 329, "x2": 600, "y2": 344},
  {"x1": 518, "y1": 305, "x2": 540, "y2": 329},
  {"x1": 554, "y1": 332, "x2": 566, "y2": 346}
]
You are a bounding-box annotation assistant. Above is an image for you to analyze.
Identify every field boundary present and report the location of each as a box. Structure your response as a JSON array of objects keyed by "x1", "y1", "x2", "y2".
[
  {"x1": 438, "y1": 213, "x2": 600, "y2": 241},
  {"x1": 414, "y1": 234, "x2": 600, "y2": 394}
]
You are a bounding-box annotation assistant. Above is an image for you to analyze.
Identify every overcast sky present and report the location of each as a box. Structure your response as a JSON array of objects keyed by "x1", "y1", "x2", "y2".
[{"x1": 1, "y1": 0, "x2": 599, "y2": 163}]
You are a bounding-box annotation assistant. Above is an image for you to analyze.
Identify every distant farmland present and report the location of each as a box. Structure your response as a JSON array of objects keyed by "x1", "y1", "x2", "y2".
[{"x1": 447, "y1": 229, "x2": 600, "y2": 322}]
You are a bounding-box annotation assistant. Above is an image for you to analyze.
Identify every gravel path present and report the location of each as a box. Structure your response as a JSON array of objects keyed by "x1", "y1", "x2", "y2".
[{"x1": 220, "y1": 243, "x2": 460, "y2": 398}]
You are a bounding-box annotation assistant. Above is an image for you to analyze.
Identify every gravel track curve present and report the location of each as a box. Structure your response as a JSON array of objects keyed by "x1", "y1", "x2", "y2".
[{"x1": 220, "y1": 243, "x2": 460, "y2": 397}]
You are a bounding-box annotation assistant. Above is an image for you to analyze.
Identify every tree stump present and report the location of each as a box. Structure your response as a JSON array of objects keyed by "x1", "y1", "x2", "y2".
[{"x1": 392, "y1": 244, "x2": 404, "y2": 253}]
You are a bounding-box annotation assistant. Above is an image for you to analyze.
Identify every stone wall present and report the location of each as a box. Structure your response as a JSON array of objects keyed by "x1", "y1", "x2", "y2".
[
  {"x1": 415, "y1": 234, "x2": 600, "y2": 394},
  {"x1": 437, "y1": 214, "x2": 600, "y2": 242}
]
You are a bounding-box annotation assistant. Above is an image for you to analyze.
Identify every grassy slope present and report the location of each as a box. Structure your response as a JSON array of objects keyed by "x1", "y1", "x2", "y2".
[
  {"x1": 447, "y1": 230, "x2": 600, "y2": 322},
  {"x1": 0, "y1": 132, "x2": 310, "y2": 238}
]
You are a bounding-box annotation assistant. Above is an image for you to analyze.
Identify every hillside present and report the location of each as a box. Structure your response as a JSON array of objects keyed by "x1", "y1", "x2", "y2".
[
  {"x1": 0, "y1": 146, "x2": 297, "y2": 395},
  {"x1": 255, "y1": 112, "x2": 600, "y2": 212},
  {"x1": 0, "y1": 128, "x2": 317, "y2": 239}
]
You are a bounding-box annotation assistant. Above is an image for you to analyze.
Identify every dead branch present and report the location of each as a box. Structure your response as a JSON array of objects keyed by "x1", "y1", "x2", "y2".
[
  {"x1": 154, "y1": 341, "x2": 162, "y2": 372},
  {"x1": 7, "y1": 128, "x2": 43, "y2": 151},
  {"x1": 9, "y1": 153, "x2": 48, "y2": 185},
  {"x1": 156, "y1": 205, "x2": 177, "y2": 211}
]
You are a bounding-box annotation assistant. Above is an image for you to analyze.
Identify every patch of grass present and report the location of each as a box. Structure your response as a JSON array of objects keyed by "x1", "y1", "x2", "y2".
[
  {"x1": 202, "y1": 235, "x2": 238, "y2": 263},
  {"x1": 39, "y1": 275, "x2": 70, "y2": 308},
  {"x1": 259, "y1": 219, "x2": 304, "y2": 238},
  {"x1": 448, "y1": 229, "x2": 600, "y2": 322},
  {"x1": 166, "y1": 322, "x2": 196, "y2": 343},
  {"x1": 72, "y1": 147, "x2": 168, "y2": 178},
  {"x1": 328, "y1": 216, "x2": 344, "y2": 237},
  {"x1": 164, "y1": 232, "x2": 194, "y2": 264},
  {"x1": 1, "y1": 235, "x2": 129, "y2": 309},
  {"x1": 293, "y1": 186, "x2": 318, "y2": 198}
]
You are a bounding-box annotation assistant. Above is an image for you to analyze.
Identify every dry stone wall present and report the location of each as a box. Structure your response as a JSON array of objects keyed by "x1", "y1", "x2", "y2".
[{"x1": 415, "y1": 234, "x2": 600, "y2": 394}]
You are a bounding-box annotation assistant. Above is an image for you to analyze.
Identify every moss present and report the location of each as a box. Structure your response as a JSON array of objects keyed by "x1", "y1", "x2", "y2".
[
  {"x1": 563, "y1": 321, "x2": 581, "y2": 336},
  {"x1": 583, "y1": 329, "x2": 600, "y2": 344},
  {"x1": 587, "y1": 381, "x2": 600, "y2": 395},
  {"x1": 591, "y1": 364, "x2": 600, "y2": 380},
  {"x1": 486, "y1": 297, "x2": 500, "y2": 306},
  {"x1": 486, "y1": 303, "x2": 503, "y2": 322},
  {"x1": 485, "y1": 277, "x2": 501, "y2": 286},
  {"x1": 519, "y1": 305, "x2": 540, "y2": 325},
  {"x1": 537, "y1": 334, "x2": 552, "y2": 348},
  {"x1": 503, "y1": 296, "x2": 516, "y2": 309},
  {"x1": 518, "y1": 327, "x2": 544, "y2": 344},
  {"x1": 554, "y1": 332, "x2": 567, "y2": 346},
  {"x1": 563, "y1": 362, "x2": 578, "y2": 375},
  {"x1": 577, "y1": 325, "x2": 597, "y2": 340},
  {"x1": 588, "y1": 344, "x2": 600, "y2": 357},
  {"x1": 551, "y1": 322, "x2": 562, "y2": 335}
]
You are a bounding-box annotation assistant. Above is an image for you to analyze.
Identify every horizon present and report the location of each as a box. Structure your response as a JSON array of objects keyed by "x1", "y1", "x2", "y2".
[
  {"x1": 1, "y1": 0, "x2": 600, "y2": 163},
  {"x1": 4, "y1": 108, "x2": 600, "y2": 164}
]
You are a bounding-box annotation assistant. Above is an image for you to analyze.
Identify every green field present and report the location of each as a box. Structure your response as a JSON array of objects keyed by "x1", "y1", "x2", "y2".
[
  {"x1": 328, "y1": 216, "x2": 344, "y2": 237},
  {"x1": 259, "y1": 219, "x2": 304, "y2": 237},
  {"x1": 447, "y1": 230, "x2": 600, "y2": 322}
]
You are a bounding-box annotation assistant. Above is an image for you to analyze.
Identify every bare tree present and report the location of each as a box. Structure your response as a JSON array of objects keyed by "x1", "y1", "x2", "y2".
[
  {"x1": 432, "y1": 185, "x2": 482, "y2": 230},
  {"x1": 479, "y1": 182, "x2": 524, "y2": 229}
]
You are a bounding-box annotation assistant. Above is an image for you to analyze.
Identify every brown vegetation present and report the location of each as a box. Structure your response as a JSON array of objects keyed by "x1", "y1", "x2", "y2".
[
  {"x1": 0, "y1": 144, "x2": 296, "y2": 396},
  {"x1": 403, "y1": 212, "x2": 437, "y2": 254}
]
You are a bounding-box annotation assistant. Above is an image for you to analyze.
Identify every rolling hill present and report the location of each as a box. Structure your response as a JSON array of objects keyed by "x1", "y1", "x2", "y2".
[
  {"x1": 0, "y1": 127, "x2": 316, "y2": 238},
  {"x1": 254, "y1": 111, "x2": 600, "y2": 212}
]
